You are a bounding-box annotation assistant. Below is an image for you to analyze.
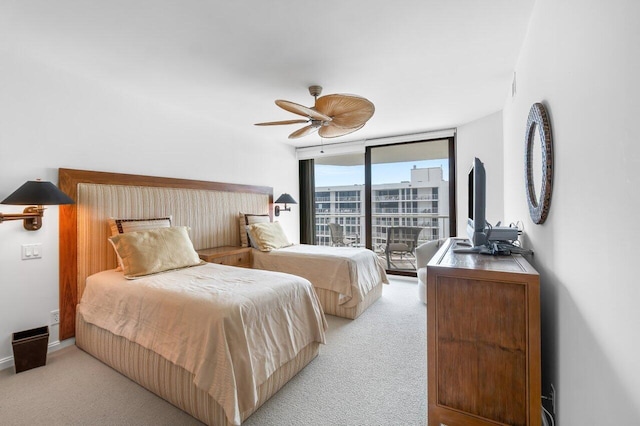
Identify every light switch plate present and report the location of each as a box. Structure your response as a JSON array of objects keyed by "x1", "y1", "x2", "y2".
[{"x1": 21, "y1": 243, "x2": 42, "y2": 260}]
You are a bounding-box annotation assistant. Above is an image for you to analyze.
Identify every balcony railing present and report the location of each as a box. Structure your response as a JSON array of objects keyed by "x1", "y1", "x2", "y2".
[
  {"x1": 317, "y1": 209, "x2": 363, "y2": 215},
  {"x1": 374, "y1": 208, "x2": 426, "y2": 214},
  {"x1": 315, "y1": 212, "x2": 450, "y2": 251},
  {"x1": 374, "y1": 194, "x2": 438, "y2": 201}
]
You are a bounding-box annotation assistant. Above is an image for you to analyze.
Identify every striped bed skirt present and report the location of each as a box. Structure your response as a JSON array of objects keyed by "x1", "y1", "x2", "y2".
[
  {"x1": 76, "y1": 314, "x2": 319, "y2": 425},
  {"x1": 314, "y1": 281, "x2": 383, "y2": 319}
]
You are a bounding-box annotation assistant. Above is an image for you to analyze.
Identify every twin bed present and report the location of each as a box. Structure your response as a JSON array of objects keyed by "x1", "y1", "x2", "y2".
[
  {"x1": 58, "y1": 168, "x2": 387, "y2": 425},
  {"x1": 252, "y1": 244, "x2": 387, "y2": 319}
]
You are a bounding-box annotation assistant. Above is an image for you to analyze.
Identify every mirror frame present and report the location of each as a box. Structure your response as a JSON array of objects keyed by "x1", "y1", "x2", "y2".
[{"x1": 524, "y1": 102, "x2": 553, "y2": 224}]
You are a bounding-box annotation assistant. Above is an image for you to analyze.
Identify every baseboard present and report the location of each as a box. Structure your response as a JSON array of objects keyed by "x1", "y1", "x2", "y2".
[
  {"x1": 0, "y1": 355, "x2": 13, "y2": 372},
  {"x1": 0, "y1": 337, "x2": 76, "y2": 372}
]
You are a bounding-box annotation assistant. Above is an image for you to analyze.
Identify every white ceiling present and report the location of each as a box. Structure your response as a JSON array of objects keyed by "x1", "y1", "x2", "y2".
[{"x1": 1, "y1": 0, "x2": 535, "y2": 148}]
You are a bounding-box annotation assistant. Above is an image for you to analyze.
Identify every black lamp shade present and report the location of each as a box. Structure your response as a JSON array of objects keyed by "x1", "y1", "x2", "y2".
[
  {"x1": 275, "y1": 193, "x2": 297, "y2": 205},
  {"x1": 1, "y1": 181, "x2": 75, "y2": 205}
]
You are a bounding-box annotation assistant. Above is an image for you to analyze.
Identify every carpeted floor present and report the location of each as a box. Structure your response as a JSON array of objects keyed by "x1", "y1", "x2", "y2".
[{"x1": 0, "y1": 277, "x2": 426, "y2": 425}]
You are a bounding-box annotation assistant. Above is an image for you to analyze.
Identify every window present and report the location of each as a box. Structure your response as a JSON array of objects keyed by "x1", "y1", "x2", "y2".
[{"x1": 309, "y1": 138, "x2": 455, "y2": 276}]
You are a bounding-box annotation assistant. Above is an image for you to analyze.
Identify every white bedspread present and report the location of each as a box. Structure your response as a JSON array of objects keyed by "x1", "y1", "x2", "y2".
[
  {"x1": 252, "y1": 244, "x2": 389, "y2": 308},
  {"x1": 77, "y1": 263, "x2": 327, "y2": 425}
]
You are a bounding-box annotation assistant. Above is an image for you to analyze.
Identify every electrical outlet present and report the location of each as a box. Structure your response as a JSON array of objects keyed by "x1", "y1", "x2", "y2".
[
  {"x1": 550, "y1": 383, "x2": 556, "y2": 414},
  {"x1": 50, "y1": 310, "x2": 60, "y2": 325}
]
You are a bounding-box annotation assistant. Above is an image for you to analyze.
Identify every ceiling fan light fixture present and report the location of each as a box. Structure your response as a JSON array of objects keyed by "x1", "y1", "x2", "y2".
[{"x1": 255, "y1": 85, "x2": 374, "y2": 139}]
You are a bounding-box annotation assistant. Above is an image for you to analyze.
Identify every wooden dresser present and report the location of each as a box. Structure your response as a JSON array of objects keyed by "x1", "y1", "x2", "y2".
[
  {"x1": 427, "y1": 238, "x2": 540, "y2": 426},
  {"x1": 196, "y1": 246, "x2": 252, "y2": 268}
]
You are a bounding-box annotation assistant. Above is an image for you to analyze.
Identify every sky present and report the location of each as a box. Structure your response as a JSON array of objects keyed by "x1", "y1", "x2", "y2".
[{"x1": 315, "y1": 159, "x2": 449, "y2": 187}]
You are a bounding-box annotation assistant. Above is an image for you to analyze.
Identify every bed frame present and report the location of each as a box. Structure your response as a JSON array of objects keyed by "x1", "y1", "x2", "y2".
[
  {"x1": 59, "y1": 169, "x2": 326, "y2": 425},
  {"x1": 76, "y1": 317, "x2": 318, "y2": 425},
  {"x1": 314, "y1": 284, "x2": 383, "y2": 319}
]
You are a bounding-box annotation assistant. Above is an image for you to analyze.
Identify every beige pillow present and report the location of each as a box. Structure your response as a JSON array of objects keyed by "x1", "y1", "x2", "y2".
[
  {"x1": 109, "y1": 226, "x2": 203, "y2": 279},
  {"x1": 246, "y1": 222, "x2": 292, "y2": 252},
  {"x1": 238, "y1": 212, "x2": 270, "y2": 247},
  {"x1": 108, "y1": 217, "x2": 173, "y2": 270}
]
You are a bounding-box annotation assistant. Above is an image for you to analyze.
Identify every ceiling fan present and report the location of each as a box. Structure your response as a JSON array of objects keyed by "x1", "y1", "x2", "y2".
[{"x1": 255, "y1": 85, "x2": 375, "y2": 139}]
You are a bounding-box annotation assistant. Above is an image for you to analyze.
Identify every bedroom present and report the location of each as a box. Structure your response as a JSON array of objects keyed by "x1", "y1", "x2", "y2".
[{"x1": 1, "y1": 0, "x2": 639, "y2": 425}]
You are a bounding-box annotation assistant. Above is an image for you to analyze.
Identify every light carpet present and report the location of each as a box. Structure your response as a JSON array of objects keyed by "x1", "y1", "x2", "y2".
[{"x1": 0, "y1": 277, "x2": 426, "y2": 425}]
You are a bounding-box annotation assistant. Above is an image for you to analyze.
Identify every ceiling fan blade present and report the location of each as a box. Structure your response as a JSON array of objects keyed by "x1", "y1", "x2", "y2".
[
  {"x1": 254, "y1": 119, "x2": 309, "y2": 126},
  {"x1": 289, "y1": 124, "x2": 319, "y2": 139},
  {"x1": 318, "y1": 123, "x2": 365, "y2": 138},
  {"x1": 276, "y1": 100, "x2": 332, "y2": 122},
  {"x1": 315, "y1": 94, "x2": 375, "y2": 128}
]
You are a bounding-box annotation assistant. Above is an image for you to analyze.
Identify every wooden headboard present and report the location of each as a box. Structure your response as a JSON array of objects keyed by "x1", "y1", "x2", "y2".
[{"x1": 58, "y1": 169, "x2": 273, "y2": 340}]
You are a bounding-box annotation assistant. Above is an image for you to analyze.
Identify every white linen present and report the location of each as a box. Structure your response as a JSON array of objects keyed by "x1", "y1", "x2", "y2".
[
  {"x1": 77, "y1": 263, "x2": 327, "y2": 426},
  {"x1": 252, "y1": 244, "x2": 389, "y2": 308}
]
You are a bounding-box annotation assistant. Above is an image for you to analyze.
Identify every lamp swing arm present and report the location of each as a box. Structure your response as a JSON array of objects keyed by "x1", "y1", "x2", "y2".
[
  {"x1": 275, "y1": 204, "x2": 291, "y2": 214},
  {"x1": 0, "y1": 206, "x2": 45, "y2": 222},
  {"x1": 274, "y1": 203, "x2": 292, "y2": 217},
  {"x1": 0, "y1": 206, "x2": 46, "y2": 230}
]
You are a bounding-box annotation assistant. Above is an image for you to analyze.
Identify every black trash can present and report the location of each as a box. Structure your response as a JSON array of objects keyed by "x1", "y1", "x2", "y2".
[{"x1": 12, "y1": 326, "x2": 49, "y2": 373}]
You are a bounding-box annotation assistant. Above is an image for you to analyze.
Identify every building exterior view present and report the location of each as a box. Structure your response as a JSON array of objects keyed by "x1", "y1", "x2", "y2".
[{"x1": 315, "y1": 166, "x2": 450, "y2": 252}]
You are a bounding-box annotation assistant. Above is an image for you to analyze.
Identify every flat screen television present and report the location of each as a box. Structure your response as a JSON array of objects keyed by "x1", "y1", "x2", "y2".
[
  {"x1": 457, "y1": 157, "x2": 520, "y2": 254},
  {"x1": 466, "y1": 157, "x2": 488, "y2": 247}
]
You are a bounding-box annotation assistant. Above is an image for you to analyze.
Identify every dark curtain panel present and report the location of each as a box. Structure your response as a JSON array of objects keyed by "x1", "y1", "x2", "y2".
[{"x1": 298, "y1": 159, "x2": 316, "y2": 244}]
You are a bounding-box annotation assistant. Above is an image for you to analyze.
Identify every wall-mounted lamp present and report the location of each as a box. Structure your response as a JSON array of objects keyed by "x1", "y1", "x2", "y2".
[
  {"x1": 274, "y1": 193, "x2": 297, "y2": 217},
  {"x1": 1, "y1": 180, "x2": 75, "y2": 231}
]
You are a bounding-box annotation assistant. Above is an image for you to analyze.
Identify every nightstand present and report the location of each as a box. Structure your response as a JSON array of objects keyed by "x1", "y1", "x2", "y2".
[{"x1": 197, "y1": 246, "x2": 252, "y2": 268}]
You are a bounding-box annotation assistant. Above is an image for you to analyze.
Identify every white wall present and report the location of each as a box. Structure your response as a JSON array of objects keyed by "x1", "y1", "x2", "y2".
[
  {"x1": 503, "y1": 0, "x2": 640, "y2": 423},
  {"x1": 0, "y1": 52, "x2": 300, "y2": 367},
  {"x1": 456, "y1": 111, "x2": 505, "y2": 236}
]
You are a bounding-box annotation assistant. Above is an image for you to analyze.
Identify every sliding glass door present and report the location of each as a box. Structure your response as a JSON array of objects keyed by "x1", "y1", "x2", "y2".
[
  {"x1": 368, "y1": 139, "x2": 454, "y2": 274},
  {"x1": 310, "y1": 137, "x2": 455, "y2": 275}
]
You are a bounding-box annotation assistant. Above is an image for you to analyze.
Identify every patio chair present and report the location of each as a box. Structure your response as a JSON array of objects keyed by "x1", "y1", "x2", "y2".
[
  {"x1": 328, "y1": 223, "x2": 359, "y2": 247},
  {"x1": 385, "y1": 226, "x2": 424, "y2": 269}
]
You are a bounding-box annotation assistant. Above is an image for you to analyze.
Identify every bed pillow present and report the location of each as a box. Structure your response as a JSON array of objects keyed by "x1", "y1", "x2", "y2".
[
  {"x1": 108, "y1": 216, "x2": 173, "y2": 269},
  {"x1": 238, "y1": 213, "x2": 270, "y2": 247},
  {"x1": 108, "y1": 216, "x2": 172, "y2": 236},
  {"x1": 108, "y1": 226, "x2": 203, "y2": 279},
  {"x1": 246, "y1": 221, "x2": 292, "y2": 252}
]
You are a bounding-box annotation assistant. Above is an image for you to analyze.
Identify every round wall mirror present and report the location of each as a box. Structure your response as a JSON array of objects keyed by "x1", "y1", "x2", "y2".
[
  {"x1": 530, "y1": 124, "x2": 543, "y2": 201},
  {"x1": 524, "y1": 103, "x2": 553, "y2": 224}
]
